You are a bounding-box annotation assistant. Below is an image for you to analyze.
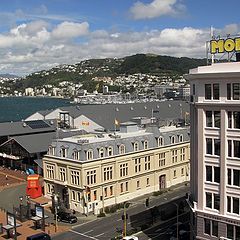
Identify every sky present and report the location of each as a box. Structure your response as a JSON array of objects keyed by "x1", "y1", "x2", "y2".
[{"x1": 0, "y1": 0, "x2": 239, "y2": 76}]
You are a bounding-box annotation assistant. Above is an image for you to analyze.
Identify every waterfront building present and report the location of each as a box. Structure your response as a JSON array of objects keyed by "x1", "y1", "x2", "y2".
[
  {"x1": 43, "y1": 121, "x2": 190, "y2": 214},
  {"x1": 186, "y1": 62, "x2": 240, "y2": 239},
  {"x1": 0, "y1": 120, "x2": 57, "y2": 173},
  {"x1": 25, "y1": 100, "x2": 189, "y2": 131}
]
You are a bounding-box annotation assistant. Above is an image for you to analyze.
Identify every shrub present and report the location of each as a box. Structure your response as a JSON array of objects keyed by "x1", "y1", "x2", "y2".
[{"x1": 97, "y1": 212, "x2": 106, "y2": 217}]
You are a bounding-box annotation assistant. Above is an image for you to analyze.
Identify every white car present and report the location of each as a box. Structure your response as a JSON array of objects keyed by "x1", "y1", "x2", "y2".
[{"x1": 122, "y1": 236, "x2": 139, "y2": 240}]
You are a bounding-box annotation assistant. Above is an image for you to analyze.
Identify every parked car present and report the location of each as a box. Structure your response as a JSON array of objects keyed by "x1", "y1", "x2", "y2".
[
  {"x1": 57, "y1": 211, "x2": 77, "y2": 224},
  {"x1": 122, "y1": 236, "x2": 138, "y2": 240},
  {"x1": 26, "y1": 233, "x2": 51, "y2": 240}
]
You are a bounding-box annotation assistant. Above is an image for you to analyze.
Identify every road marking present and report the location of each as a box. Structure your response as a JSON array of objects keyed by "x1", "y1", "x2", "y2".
[
  {"x1": 117, "y1": 218, "x2": 122, "y2": 221},
  {"x1": 70, "y1": 229, "x2": 99, "y2": 240},
  {"x1": 83, "y1": 229, "x2": 93, "y2": 234},
  {"x1": 95, "y1": 233, "x2": 104, "y2": 237},
  {"x1": 72, "y1": 218, "x2": 99, "y2": 229}
]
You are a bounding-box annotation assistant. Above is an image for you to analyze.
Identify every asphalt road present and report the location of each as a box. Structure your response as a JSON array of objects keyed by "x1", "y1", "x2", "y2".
[{"x1": 52, "y1": 184, "x2": 189, "y2": 240}]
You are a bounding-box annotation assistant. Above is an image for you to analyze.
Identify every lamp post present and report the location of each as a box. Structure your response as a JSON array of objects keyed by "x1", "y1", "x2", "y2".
[
  {"x1": 51, "y1": 191, "x2": 59, "y2": 232},
  {"x1": 26, "y1": 195, "x2": 30, "y2": 219},
  {"x1": 173, "y1": 203, "x2": 179, "y2": 240},
  {"x1": 123, "y1": 202, "x2": 128, "y2": 238},
  {"x1": 19, "y1": 196, "x2": 23, "y2": 222}
]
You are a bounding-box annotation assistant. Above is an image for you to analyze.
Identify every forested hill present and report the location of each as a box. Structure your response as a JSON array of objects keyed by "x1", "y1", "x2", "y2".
[{"x1": 17, "y1": 54, "x2": 206, "y2": 89}]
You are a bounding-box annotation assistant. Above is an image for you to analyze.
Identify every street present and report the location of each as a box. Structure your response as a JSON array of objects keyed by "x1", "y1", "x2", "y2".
[{"x1": 52, "y1": 184, "x2": 189, "y2": 240}]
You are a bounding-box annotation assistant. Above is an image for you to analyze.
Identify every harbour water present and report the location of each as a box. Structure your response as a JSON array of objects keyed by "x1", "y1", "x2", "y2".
[{"x1": 0, "y1": 97, "x2": 74, "y2": 122}]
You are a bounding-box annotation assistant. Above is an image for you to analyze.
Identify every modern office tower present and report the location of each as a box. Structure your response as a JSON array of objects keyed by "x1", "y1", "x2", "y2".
[{"x1": 187, "y1": 62, "x2": 240, "y2": 239}]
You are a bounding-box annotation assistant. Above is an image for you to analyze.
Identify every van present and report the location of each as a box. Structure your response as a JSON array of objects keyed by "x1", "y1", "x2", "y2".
[{"x1": 26, "y1": 233, "x2": 51, "y2": 240}]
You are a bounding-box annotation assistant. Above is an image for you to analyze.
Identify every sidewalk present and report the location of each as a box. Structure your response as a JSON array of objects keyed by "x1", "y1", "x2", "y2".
[{"x1": 0, "y1": 208, "x2": 70, "y2": 240}]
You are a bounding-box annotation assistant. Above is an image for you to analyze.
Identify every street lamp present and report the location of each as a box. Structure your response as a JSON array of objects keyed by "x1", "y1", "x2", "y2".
[
  {"x1": 26, "y1": 195, "x2": 30, "y2": 219},
  {"x1": 122, "y1": 202, "x2": 129, "y2": 238},
  {"x1": 19, "y1": 196, "x2": 23, "y2": 222},
  {"x1": 51, "y1": 191, "x2": 59, "y2": 232},
  {"x1": 173, "y1": 203, "x2": 179, "y2": 240}
]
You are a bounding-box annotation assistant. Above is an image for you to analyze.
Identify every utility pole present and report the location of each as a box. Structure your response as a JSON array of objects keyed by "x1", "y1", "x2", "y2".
[
  {"x1": 123, "y1": 202, "x2": 128, "y2": 238},
  {"x1": 173, "y1": 203, "x2": 179, "y2": 240}
]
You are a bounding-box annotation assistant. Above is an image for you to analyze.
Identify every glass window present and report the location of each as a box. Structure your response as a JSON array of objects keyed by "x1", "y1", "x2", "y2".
[
  {"x1": 214, "y1": 167, "x2": 220, "y2": 183},
  {"x1": 107, "y1": 146, "x2": 113, "y2": 156},
  {"x1": 227, "y1": 196, "x2": 231, "y2": 212},
  {"x1": 228, "y1": 140, "x2": 232, "y2": 157},
  {"x1": 206, "y1": 138, "x2": 212, "y2": 155},
  {"x1": 206, "y1": 192, "x2": 212, "y2": 208},
  {"x1": 193, "y1": 84, "x2": 195, "y2": 95},
  {"x1": 214, "y1": 194, "x2": 220, "y2": 210},
  {"x1": 227, "y1": 83, "x2": 231, "y2": 100},
  {"x1": 213, "y1": 84, "x2": 219, "y2": 100},
  {"x1": 233, "y1": 197, "x2": 239, "y2": 214},
  {"x1": 214, "y1": 139, "x2": 220, "y2": 156},
  {"x1": 119, "y1": 144, "x2": 125, "y2": 154},
  {"x1": 233, "y1": 112, "x2": 240, "y2": 129},
  {"x1": 228, "y1": 169, "x2": 232, "y2": 185},
  {"x1": 205, "y1": 84, "x2": 212, "y2": 99},
  {"x1": 206, "y1": 166, "x2": 212, "y2": 182},
  {"x1": 214, "y1": 111, "x2": 220, "y2": 128},
  {"x1": 233, "y1": 83, "x2": 240, "y2": 100},
  {"x1": 236, "y1": 226, "x2": 240, "y2": 240},
  {"x1": 233, "y1": 169, "x2": 240, "y2": 186},
  {"x1": 234, "y1": 140, "x2": 240, "y2": 158},
  {"x1": 133, "y1": 142, "x2": 139, "y2": 151},
  {"x1": 228, "y1": 111, "x2": 232, "y2": 128},
  {"x1": 204, "y1": 218, "x2": 210, "y2": 235},
  {"x1": 206, "y1": 111, "x2": 212, "y2": 127},
  {"x1": 212, "y1": 220, "x2": 218, "y2": 237},
  {"x1": 227, "y1": 224, "x2": 234, "y2": 239},
  {"x1": 158, "y1": 137, "x2": 164, "y2": 146},
  {"x1": 99, "y1": 148, "x2": 105, "y2": 158}
]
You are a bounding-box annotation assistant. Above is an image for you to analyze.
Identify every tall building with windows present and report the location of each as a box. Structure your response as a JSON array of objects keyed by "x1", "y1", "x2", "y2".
[
  {"x1": 43, "y1": 122, "x2": 190, "y2": 215},
  {"x1": 187, "y1": 62, "x2": 240, "y2": 239}
]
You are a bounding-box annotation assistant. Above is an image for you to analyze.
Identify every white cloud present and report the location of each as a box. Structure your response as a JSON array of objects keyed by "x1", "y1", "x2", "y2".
[
  {"x1": 0, "y1": 20, "x2": 238, "y2": 76},
  {"x1": 130, "y1": 0, "x2": 186, "y2": 20},
  {"x1": 52, "y1": 21, "x2": 89, "y2": 39}
]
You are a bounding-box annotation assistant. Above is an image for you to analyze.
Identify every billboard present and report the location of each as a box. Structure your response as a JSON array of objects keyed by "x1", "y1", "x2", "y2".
[{"x1": 210, "y1": 37, "x2": 240, "y2": 54}]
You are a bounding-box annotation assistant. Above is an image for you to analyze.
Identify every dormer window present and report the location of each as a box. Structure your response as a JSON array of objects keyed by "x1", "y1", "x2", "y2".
[
  {"x1": 143, "y1": 140, "x2": 148, "y2": 149},
  {"x1": 86, "y1": 149, "x2": 93, "y2": 160},
  {"x1": 170, "y1": 136, "x2": 175, "y2": 144},
  {"x1": 179, "y1": 134, "x2": 183, "y2": 143},
  {"x1": 48, "y1": 146, "x2": 56, "y2": 155},
  {"x1": 60, "y1": 147, "x2": 68, "y2": 158},
  {"x1": 133, "y1": 142, "x2": 139, "y2": 152},
  {"x1": 73, "y1": 149, "x2": 80, "y2": 160},
  {"x1": 107, "y1": 146, "x2": 113, "y2": 156},
  {"x1": 158, "y1": 137, "x2": 164, "y2": 147},
  {"x1": 119, "y1": 144, "x2": 125, "y2": 154},
  {"x1": 99, "y1": 147, "x2": 105, "y2": 158}
]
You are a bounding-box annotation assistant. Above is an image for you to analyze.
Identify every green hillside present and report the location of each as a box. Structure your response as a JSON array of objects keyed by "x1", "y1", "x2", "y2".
[{"x1": 14, "y1": 54, "x2": 206, "y2": 90}]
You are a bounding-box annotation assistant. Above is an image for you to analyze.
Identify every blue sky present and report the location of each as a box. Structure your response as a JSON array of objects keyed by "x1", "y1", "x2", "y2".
[{"x1": 0, "y1": 0, "x2": 239, "y2": 75}]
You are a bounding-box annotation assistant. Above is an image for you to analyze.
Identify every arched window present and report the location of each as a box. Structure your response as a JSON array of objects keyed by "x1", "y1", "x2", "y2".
[
  {"x1": 99, "y1": 147, "x2": 105, "y2": 158},
  {"x1": 179, "y1": 134, "x2": 183, "y2": 142},
  {"x1": 143, "y1": 140, "x2": 148, "y2": 149},
  {"x1": 86, "y1": 149, "x2": 93, "y2": 160},
  {"x1": 60, "y1": 147, "x2": 68, "y2": 158},
  {"x1": 107, "y1": 146, "x2": 113, "y2": 156},
  {"x1": 48, "y1": 146, "x2": 55, "y2": 155},
  {"x1": 170, "y1": 136, "x2": 175, "y2": 144},
  {"x1": 119, "y1": 144, "x2": 125, "y2": 154},
  {"x1": 133, "y1": 142, "x2": 139, "y2": 152},
  {"x1": 73, "y1": 149, "x2": 80, "y2": 160},
  {"x1": 158, "y1": 137, "x2": 164, "y2": 147}
]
